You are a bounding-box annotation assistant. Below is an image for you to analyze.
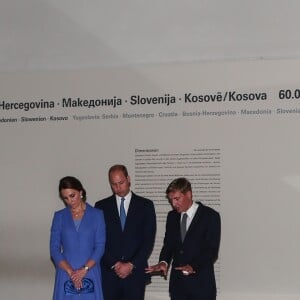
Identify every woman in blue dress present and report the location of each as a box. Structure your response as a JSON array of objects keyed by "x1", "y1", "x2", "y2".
[{"x1": 50, "y1": 176, "x2": 105, "y2": 300}]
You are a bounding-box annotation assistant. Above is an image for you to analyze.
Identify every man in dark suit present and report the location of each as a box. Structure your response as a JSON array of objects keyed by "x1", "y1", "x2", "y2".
[
  {"x1": 146, "y1": 177, "x2": 221, "y2": 300},
  {"x1": 95, "y1": 164, "x2": 156, "y2": 300}
]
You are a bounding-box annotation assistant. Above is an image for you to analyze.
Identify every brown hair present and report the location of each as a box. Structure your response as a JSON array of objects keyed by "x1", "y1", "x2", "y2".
[
  {"x1": 166, "y1": 177, "x2": 192, "y2": 195},
  {"x1": 59, "y1": 176, "x2": 87, "y2": 202}
]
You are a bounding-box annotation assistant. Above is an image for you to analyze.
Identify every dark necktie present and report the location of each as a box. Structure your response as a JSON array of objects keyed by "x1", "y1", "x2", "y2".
[
  {"x1": 180, "y1": 213, "x2": 188, "y2": 241},
  {"x1": 120, "y1": 197, "x2": 126, "y2": 231}
]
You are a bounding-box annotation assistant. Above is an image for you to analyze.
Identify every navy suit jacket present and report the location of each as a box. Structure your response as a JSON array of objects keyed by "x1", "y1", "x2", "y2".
[
  {"x1": 159, "y1": 202, "x2": 221, "y2": 299},
  {"x1": 95, "y1": 192, "x2": 156, "y2": 285}
]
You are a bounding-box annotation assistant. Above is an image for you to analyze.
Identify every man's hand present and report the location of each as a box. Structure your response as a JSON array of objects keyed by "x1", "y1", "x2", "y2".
[
  {"x1": 145, "y1": 262, "x2": 168, "y2": 277},
  {"x1": 114, "y1": 262, "x2": 134, "y2": 279},
  {"x1": 175, "y1": 264, "x2": 195, "y2": 276}
]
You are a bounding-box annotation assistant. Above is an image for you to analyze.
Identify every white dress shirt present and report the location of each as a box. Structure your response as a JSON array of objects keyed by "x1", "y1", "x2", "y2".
[
  {"x1": 116, "y1": 191, "x2": 132, "y2": 216},
  {"x1": 181, "y1": 201, "x2": 198, "y2": 231}
]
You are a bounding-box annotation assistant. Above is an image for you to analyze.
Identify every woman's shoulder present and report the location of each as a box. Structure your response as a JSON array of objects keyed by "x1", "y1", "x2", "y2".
[
  {"x1": 52, "y1": 207, "x2": 67, "y2": 218},
  {"x1": 54, "y1": 207, "x2": 68, "y2": 215},
  {"x1": 86, "y1": 203, "x2": 104, "y2": 217},
  {"x1": 51, "y1": 207, "x2": 68, "y2": 225}
]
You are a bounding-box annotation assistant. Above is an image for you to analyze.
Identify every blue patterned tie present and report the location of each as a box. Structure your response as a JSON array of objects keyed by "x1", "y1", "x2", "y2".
[{"x1": 120, "y1": 197, "x2": 126, "y2": 231}]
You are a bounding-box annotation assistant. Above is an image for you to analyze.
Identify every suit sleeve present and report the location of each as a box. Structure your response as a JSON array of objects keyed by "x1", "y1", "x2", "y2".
[
  {"x1": 130, "y1": 200, "x2": 156, "y2": 267},
  {"x1": 159, "y1": 211, "x2": 176, "y2": 265},
  {"x1": 95, "y1": 200, "x2": 116, "y2": 268}
]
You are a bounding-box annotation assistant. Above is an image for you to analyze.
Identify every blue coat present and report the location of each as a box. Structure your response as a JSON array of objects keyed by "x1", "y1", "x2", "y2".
[{"x1": 50, "y1": 203, "x2": 105, "y2": 300}]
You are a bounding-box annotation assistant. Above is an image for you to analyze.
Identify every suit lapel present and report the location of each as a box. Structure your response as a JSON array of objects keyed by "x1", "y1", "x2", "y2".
[
  {"x1": 175, "y1": 212, "x2": 182, "y2": 243},
  {"x1": 112, "y1": 195, "x2": 121, "y2": 219},
  {"x1": 111, "y1": 196, "x2": 124, "y2": 232},
  {"x1": 126, "y1": 194, "x2": 136, "y2": 218},
  {"x1": 184, "y1": 203, "x2": 203, "y2": 241},
  {"x1": 123, "y1": 194, "x2": 137, "y2": 231}
]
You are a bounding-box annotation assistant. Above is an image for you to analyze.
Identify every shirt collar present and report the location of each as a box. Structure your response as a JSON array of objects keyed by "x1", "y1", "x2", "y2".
[
  {"x1": 182, "y1": 201, "x2": 198, "y2": 219},
  {"x1": 116, "y1": 191, "x2": 132, "y2": 202}
]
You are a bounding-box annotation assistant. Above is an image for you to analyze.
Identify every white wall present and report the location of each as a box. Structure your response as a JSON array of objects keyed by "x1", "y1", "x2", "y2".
[
  {"x1": 0, "y1": 0, "x2": 300, "y2": 71},
  {"x1": 1, "y1": 2, "x2": 300, "y2": 298},
  {"x1": 1, "y1": 59, "x2": 300, "y2": 299}
]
